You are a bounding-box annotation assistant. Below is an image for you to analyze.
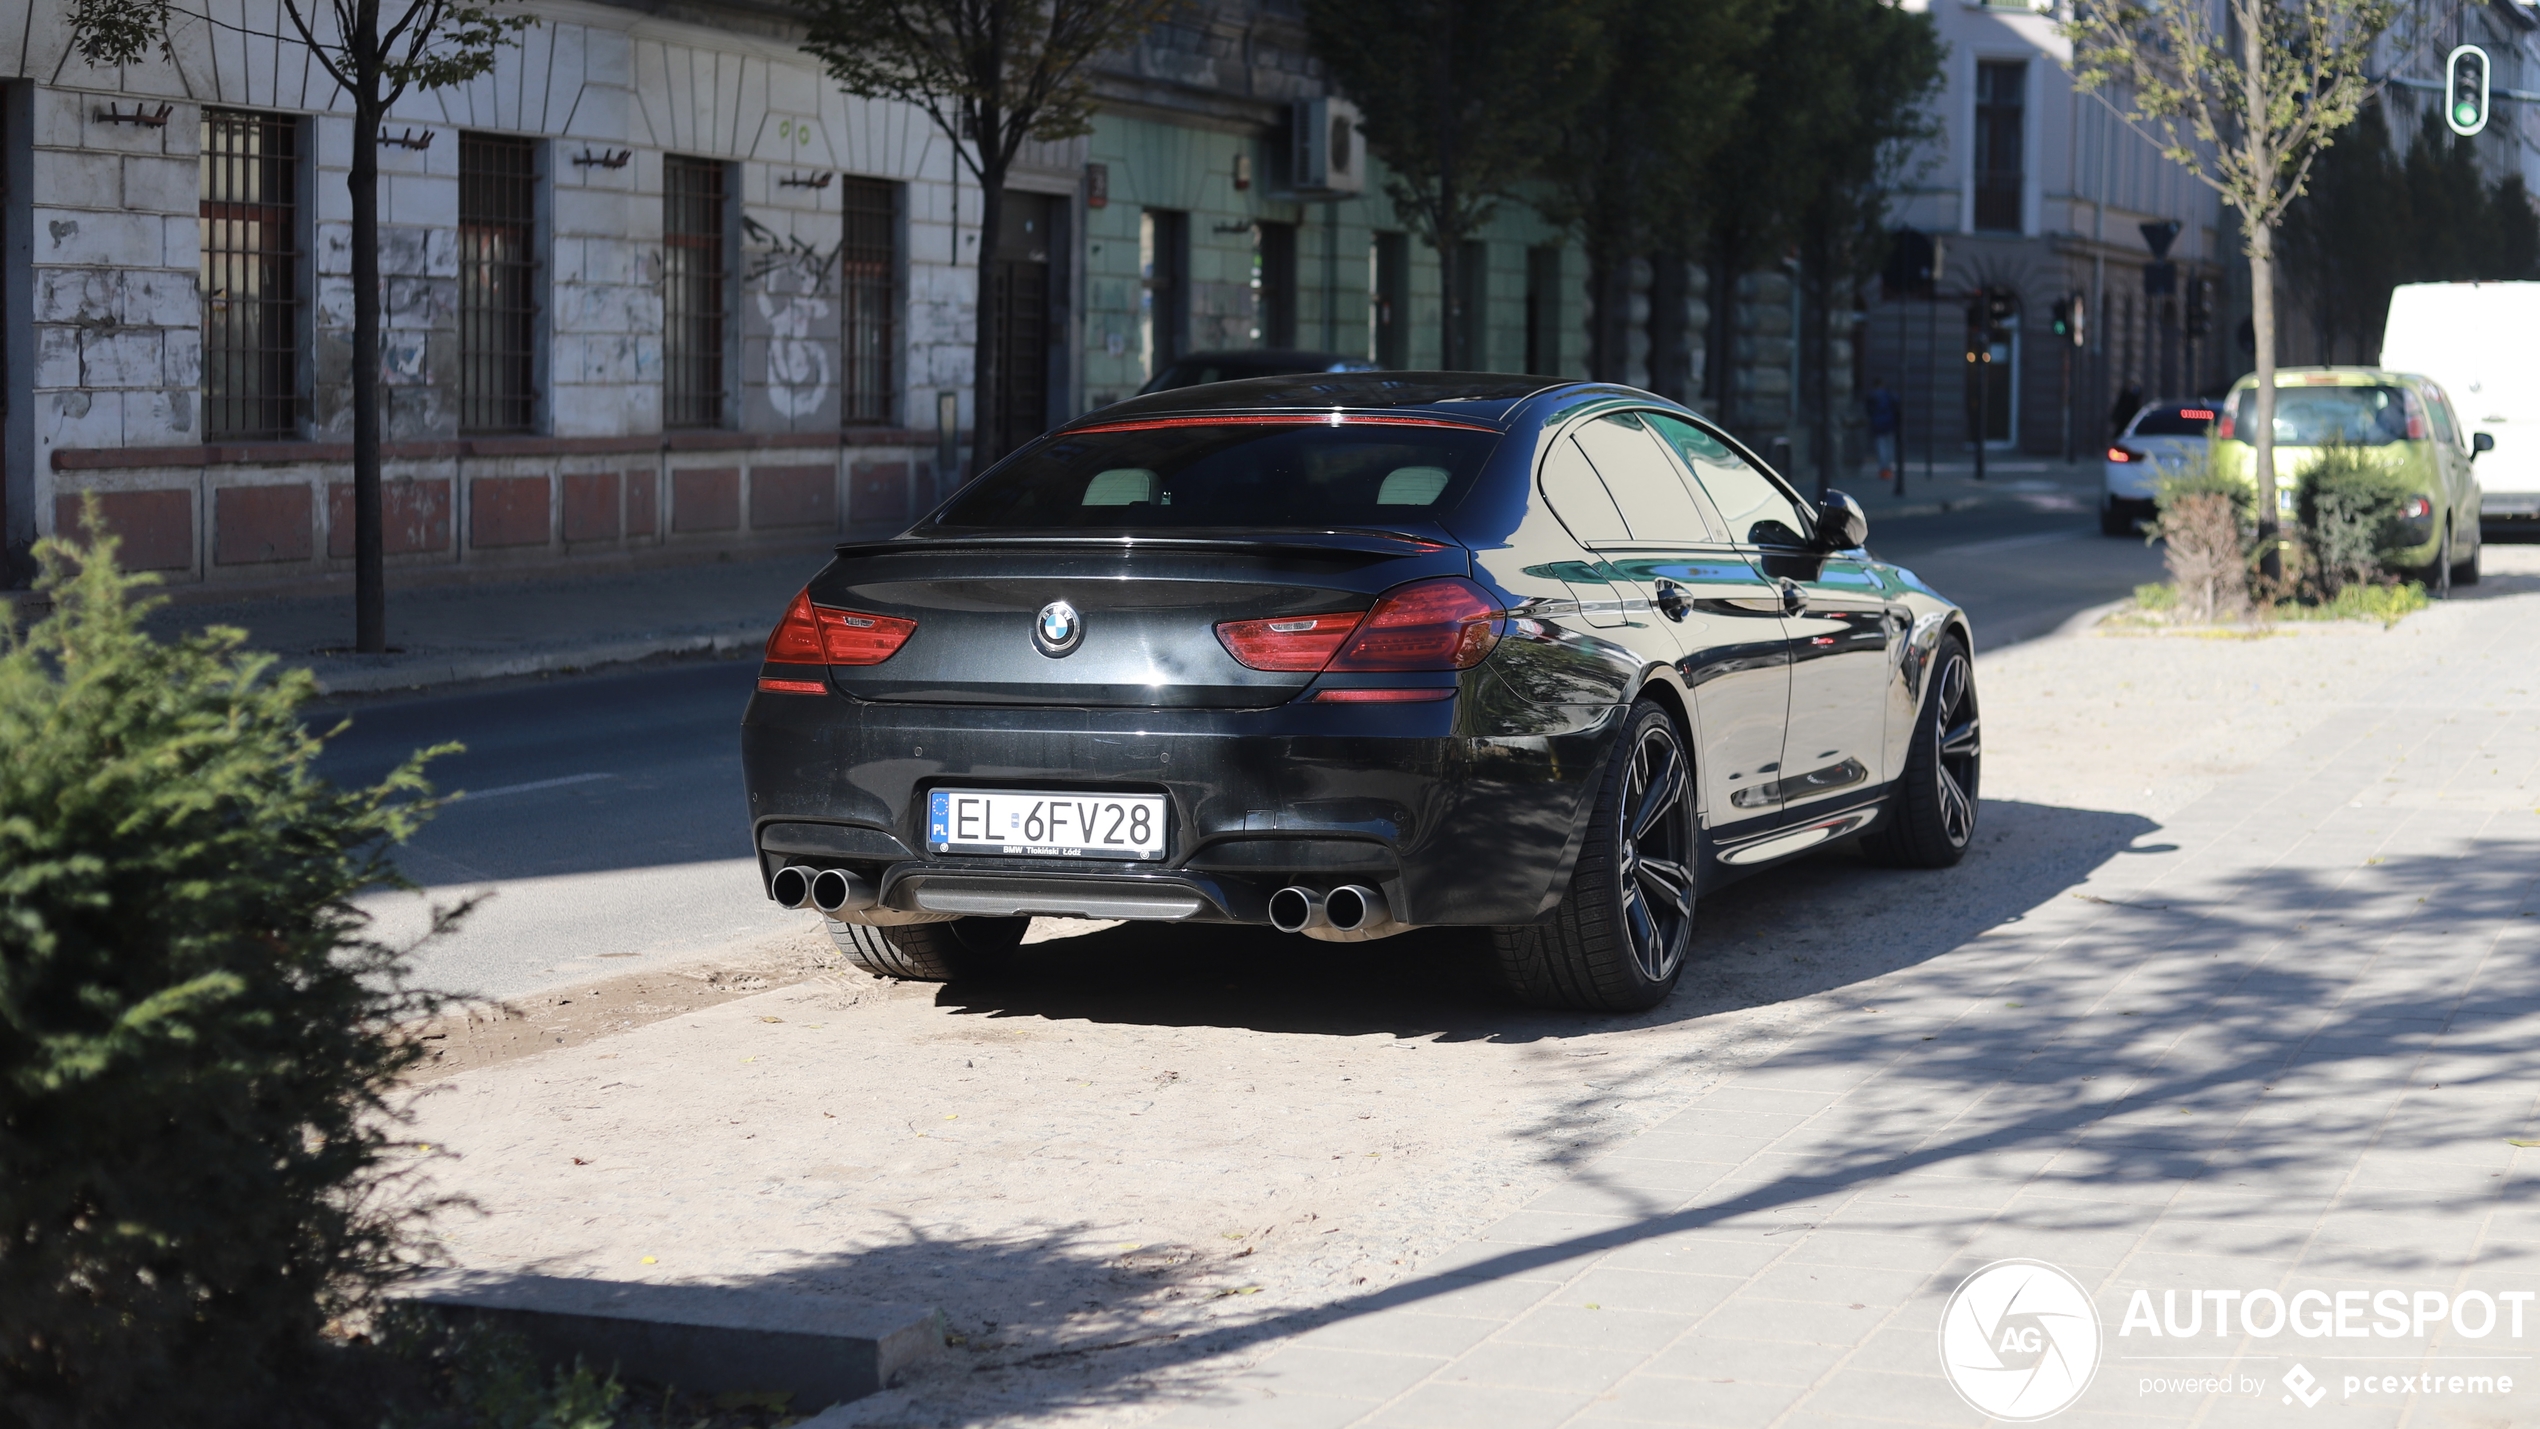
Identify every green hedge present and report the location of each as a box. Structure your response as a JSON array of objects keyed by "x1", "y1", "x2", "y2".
[
  {"x1": 0, "y1": 511, "x2": 453, "y2": 1425},
  {"x1": 2294, "y1": 444, "x2": 2421, "y2": 593}
]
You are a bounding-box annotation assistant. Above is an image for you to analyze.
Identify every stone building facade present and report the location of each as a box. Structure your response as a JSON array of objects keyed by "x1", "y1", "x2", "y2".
[{"x1": 2, "y1": 0, "x2": 984, "y2": 587}]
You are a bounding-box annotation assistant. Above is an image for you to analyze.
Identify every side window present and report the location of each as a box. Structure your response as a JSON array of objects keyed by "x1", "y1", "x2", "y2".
[
  {"x1": 2423, "y1": 384, "x2": 2460, "y2": 448},
  {"x1": 1647, "y1": 413, "x2": 1814, "y2": 548},
  {"x1": 1572, "y1": 413, "x2": 1716, "y2": 543},
  {"x1": 1538, "y1": 434, "x2": 1630, "y2": 546}
]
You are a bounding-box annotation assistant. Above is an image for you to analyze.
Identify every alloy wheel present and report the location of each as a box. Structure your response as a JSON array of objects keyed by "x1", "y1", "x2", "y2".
[
  {"x1": 1615, "y1": 720, "x2": 1696, "y2": 984},
  {"x1": 1933, "y1": 652, "x2": 1981, "y2": 848}
]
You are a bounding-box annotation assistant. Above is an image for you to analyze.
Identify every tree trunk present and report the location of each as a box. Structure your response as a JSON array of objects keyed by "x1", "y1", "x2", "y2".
[
  {"x1": 351, "y1": 85, "x2": 385, "y2": 652},
  {"x1": 969, "y1": 154, "x2": 1005, "y2": 476},
  {"x1": 2249, "y1": 225, "x2": 2279, "y2": 580},
  {"x1": 2242, "y1": 0, "x2": 2280, "y2": 583},
  {"x1": 1708, "y1": 243, "x2": 1741, "y2": 431},
  {"x1": 1584, "y1": 229, "x2": 1626, "y2": 383},
  {"x1": 1805, "y1": 232, "x2": 1835, "y2": 502}
]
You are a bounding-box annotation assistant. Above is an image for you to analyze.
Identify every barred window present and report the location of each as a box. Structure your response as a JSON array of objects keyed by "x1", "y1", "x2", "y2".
[
  {"x1": 200, "y1": 109, "x2": 300, "y2": 439},
  {"x1": 459, "y1": 134, "x2": 538, "y2": 433},
  {"x1": 838, "y1": 176, "x2": 897, "y2": 425},
  {"x1": 663, "y1": 156, "x2": 728, "y2": 428}
]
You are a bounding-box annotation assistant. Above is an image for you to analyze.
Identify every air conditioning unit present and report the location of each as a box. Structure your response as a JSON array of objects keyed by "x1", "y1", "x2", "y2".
[{"x1": 1291, "y1": 97, "x2": 1365, "y2": 198}]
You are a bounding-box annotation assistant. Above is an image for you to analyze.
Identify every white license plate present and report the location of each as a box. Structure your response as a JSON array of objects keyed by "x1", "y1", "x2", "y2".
[{"x1": 927, "y1": 788, "x2": 1169, "y2": 859}]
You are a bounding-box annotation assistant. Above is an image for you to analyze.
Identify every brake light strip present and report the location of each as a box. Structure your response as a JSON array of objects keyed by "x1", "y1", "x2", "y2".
[{"x1": 1068, "y1": 414, "x2": 1499, "y2": 435}]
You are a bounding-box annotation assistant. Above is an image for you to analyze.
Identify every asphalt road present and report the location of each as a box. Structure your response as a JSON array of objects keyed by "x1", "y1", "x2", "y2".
[{"x1": 319, "y1": 500, "x2": 2162, "y2": 1001}]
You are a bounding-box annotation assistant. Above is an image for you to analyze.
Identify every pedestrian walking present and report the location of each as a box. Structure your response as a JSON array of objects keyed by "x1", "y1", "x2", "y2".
[{"x1": 1865, "y1": 377, "x2": 1902, "y2": 483}]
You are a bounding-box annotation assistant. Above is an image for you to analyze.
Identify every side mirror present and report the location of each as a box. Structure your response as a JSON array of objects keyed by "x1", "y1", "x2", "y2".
[
  {"x1": 1813, "y1": 490, "x2": 1869, "y2": 551},
  {"x1": 2474, "y1": 431, "x2": 2496, "y2": 456}
]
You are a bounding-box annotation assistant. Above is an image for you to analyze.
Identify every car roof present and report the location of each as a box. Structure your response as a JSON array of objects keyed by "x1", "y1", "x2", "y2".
[
  {"x1": 1076, "y1": 371, "x2": 1594, "y2": 429},
  {"x1": 2225, "y1": 367, "x2": 2416, "y2": 390}
]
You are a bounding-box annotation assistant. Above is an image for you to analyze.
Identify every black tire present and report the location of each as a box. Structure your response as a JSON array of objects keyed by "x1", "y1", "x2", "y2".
[
  {"x1": 2453, "y1": 525, "x2": 2482, "y2": 587},
  {"x1": 1489, "y1": 700, "x2": 1696, "y2": 1013},
  {"x1": 2427, "y1": 527, "x2": 2453, "y2": 598},
  {"x1": 2100, "y1": 502, "x2": 2135, "y2": 537},
  {"x1": 1861, "y1": 635, "x2": 1980, "y2": 869},
  {"x1": 828, "y1": 917, "x2": 1028, "y2": 981}
]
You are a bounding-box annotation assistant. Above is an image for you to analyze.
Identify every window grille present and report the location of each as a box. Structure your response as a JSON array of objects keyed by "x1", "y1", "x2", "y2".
[
  {"x1": 838, "y1": 177, "x2": 897, "y2": 425},
  {"x1": 200, "y1": 109, "x2": 300, "y2": 439},
  {"x1": 663, "y1": 156, "x2": 728, "y2": 427},
  {"x1": 460, "y1": 133, "x2": 538, "y2": 433}
]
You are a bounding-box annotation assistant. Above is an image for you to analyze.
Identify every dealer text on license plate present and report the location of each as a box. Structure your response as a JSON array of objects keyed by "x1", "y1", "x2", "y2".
[{"x1": 927, "y1": 789, "x2": 1168, "y2": 859}]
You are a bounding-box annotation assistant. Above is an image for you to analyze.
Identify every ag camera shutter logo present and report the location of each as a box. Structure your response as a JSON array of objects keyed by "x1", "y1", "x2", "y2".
[{"x1": 1938, "y1": 1259, "x2": 2103, "y2": 1420}]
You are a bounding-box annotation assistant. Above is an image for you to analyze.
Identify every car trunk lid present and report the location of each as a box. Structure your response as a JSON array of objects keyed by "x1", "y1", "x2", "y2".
[{"x1": 801, "y1": 533, "x2": 1471, "y2": 708}]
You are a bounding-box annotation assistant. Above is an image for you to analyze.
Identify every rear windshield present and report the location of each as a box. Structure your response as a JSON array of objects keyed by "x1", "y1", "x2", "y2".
[
  {"x1": 927, "y1": 421, "x2": 1501, "y2": 530},
  {"x1": 2230, "y1": 386, "x2": 2417, "y2": 446},
  {"x1": 2130, "y1": 405, "x2": 2221, "y2": 437}
]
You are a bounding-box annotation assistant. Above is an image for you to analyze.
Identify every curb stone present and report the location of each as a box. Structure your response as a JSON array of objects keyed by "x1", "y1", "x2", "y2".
[{"x1": 401, "y1": 1271, "x2": 943, "y2": 1411}]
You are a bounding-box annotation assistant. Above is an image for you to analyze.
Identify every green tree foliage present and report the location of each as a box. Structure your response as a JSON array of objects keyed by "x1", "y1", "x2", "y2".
[
  {"x1": 1305, "y1": 0, "x2": 1600, "y2": 368},
  {"x1": 1788, "y1": 0, "x2": 1941, "y2": 491},
  {"x1": 1695, "y1": 0, "x2": 1935, "y2": 437},
  {"x1": 799, "y1": 0, "x2": 1169, "y2": 467},
  {"x1": 2069, "y1": 0, "x2": 2402, "y2": 577},
  {"x1": 0, "y1": 513, "x2": 455, "y2": 1425},
  {"x1": 2280, "y1": 102, "x2": 2540, "y2": 361},
  {"x1": 1535, "y1": 0, "x2": 1770, "y2": 383}
]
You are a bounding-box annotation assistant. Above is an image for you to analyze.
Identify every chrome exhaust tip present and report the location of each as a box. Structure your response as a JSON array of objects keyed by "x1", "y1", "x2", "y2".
[
  {"x1": 1324, "y1": 884, "x2": 1398, "y2": 939},
  {"x1": 1268, "y1": 885, "x2": 1329, "y2": 935},
  {"x1": 808, "y1": 867, "x2": 879, "y2": 916},
  {"x1": 769, "y1": 865, "x2": 817, "y2": 909}
]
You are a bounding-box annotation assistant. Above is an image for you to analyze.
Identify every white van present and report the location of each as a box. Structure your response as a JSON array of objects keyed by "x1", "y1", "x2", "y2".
[{"x1": 2381, "y1": 282, "x2": 2540, "y2": 527}]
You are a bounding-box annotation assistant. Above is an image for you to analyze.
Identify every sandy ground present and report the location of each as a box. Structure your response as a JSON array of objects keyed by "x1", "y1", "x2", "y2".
[{"x1": 398, "y1": 546, "x2": 2540, "y2": 1426}]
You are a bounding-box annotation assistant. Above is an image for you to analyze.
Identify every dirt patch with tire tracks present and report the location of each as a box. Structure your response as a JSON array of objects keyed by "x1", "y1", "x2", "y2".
[{"x1": 399, "y1": 550, "x2": 2540, "y2": 1426}]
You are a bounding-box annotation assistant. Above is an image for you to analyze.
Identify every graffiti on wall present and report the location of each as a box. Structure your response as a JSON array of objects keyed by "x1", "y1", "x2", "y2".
[{"x1": 744, "y1": 220, "x2": 842, "y2": 420}]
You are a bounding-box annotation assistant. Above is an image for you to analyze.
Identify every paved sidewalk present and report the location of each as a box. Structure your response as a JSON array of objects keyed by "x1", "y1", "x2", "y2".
[
  {"x1": 134, "y1": 550, "x2": 830, "y2": 694},
  {"x1": 1146, "y1": 574, "x2": 2540, "y2": 1427}
]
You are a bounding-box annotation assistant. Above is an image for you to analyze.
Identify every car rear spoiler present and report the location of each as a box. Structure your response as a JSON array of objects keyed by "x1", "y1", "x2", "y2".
[{"x1": 829, "y1": 529, "x2": 1453, "y2": 560}]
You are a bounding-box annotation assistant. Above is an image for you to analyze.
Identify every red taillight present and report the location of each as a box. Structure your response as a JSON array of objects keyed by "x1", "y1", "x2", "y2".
[
  {"x1": 2107, "y1": 446, "x2": 2135, "y2": 463},
  {"x1": 1214, "y1": 611, "x2": 1364, "y2": 670},
  {"x1": 2180, "y1": 408, "x2": 2214, "y2": 421},
  {"x1": 757, "y1": 677, "x2": 828, "y2": 694},
  {"x1": 2217, "y1": 415, "x2": 2235, "y2": 440},
  {"x1": 1312, "y1": 687, "x2": 1457, "y2": 703},
  {"x1": 765, "y1": 590, "x2": 917, "y2": 666},
  {"x1": 2407, "y1": 415, "x2": 2428, "y2": 439},
  {"x1": 2402, "y1": 495, "x2": 2433, "y2": 519},
  {"x1": 1329, "y1": 577, "x2": 1502, "y2": 672},
  {"x1": 1214, "y1": 578, "x2": 1503, "y2": 676}
]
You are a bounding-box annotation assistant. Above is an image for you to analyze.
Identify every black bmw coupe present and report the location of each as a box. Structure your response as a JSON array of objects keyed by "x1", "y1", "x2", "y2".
[{"x1": 740, "y1": 374, "x2": 1978, "y2": 1011}]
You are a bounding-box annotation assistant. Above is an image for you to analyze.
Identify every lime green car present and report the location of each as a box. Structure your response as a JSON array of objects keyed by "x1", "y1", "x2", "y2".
[{"x1": 2216, "y1": 367, "x2": 2486, "y2": 590}]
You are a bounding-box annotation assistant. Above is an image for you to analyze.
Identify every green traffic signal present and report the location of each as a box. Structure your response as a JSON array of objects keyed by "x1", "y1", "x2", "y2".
[{"x1": 2448, "y1": 45, "x2": 2490, "y2": 137}]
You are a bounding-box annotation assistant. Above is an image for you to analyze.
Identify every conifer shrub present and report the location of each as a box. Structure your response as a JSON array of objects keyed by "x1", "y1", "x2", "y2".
[{"x1": 0, "y1": 512, "x2": 455, "y2": 1426}]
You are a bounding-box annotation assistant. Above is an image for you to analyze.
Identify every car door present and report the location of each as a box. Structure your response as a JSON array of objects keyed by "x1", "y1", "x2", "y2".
[
  {"x1": 1649, "y1": 415, "x2": 1898, "y2": 813},
  {"x1": 2422, "y1": 380, "x2": 2479, "y2": 546},
  {"x1": 1572, "y1": 411, "x2": 1793, "y2": 833}
]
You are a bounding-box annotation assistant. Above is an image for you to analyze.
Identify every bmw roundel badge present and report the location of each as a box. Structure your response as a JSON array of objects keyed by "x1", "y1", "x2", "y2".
[{"x1": 1033, "y1": 599, "x2": 1082, "y2": 657}]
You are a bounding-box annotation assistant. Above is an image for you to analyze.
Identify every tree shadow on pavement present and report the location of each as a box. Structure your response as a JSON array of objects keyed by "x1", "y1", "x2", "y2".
[
  {"x1": 444, "y1": 823, "x2": 2540, "y2": 1424},
  {"x1": 930, "y1": 799, "x2": 2161, "y2": 1047}
]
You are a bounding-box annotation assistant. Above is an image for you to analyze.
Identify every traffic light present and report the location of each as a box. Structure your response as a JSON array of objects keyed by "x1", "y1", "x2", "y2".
[
  {"x1": 2050, "y1": 297, "x2": 2070, "y2": 341},
  {"x1": 2065, "y1": 291, "x2": 2087, "y2": 348},
  {"x1": 2448, "y1": 45, "x2": 2490, "y2": 137}
]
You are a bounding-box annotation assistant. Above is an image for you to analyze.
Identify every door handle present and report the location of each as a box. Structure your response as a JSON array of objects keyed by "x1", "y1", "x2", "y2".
[
  {"x1": 1654, "y1": 580, "x2": 1688, "y2": 622},
  {"x1": 1777, "y1": 578, "x2": 1805, "y2": 617}
]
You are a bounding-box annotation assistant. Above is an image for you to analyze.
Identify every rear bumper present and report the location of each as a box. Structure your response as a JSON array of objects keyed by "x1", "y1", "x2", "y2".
[{"x1": 738, "y1": 681, "x2": 1620, "y2": 927}]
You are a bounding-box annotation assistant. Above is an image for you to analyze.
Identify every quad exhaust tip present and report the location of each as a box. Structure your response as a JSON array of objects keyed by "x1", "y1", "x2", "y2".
[
  {"x1": 1270, "y1": 883, "x2": 1412, "y2": 942},
  {"x1": 774, "y1": 864, "x2": 879, "y2": 916},
  {"x1": 770, "y1": 864, "x2": 816, "y2": 910}
]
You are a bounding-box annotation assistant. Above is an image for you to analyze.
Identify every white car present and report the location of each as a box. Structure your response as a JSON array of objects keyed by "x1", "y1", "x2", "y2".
[{"x1": 2103, "y1": 400, "x2": 2222, "y2": 535}]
